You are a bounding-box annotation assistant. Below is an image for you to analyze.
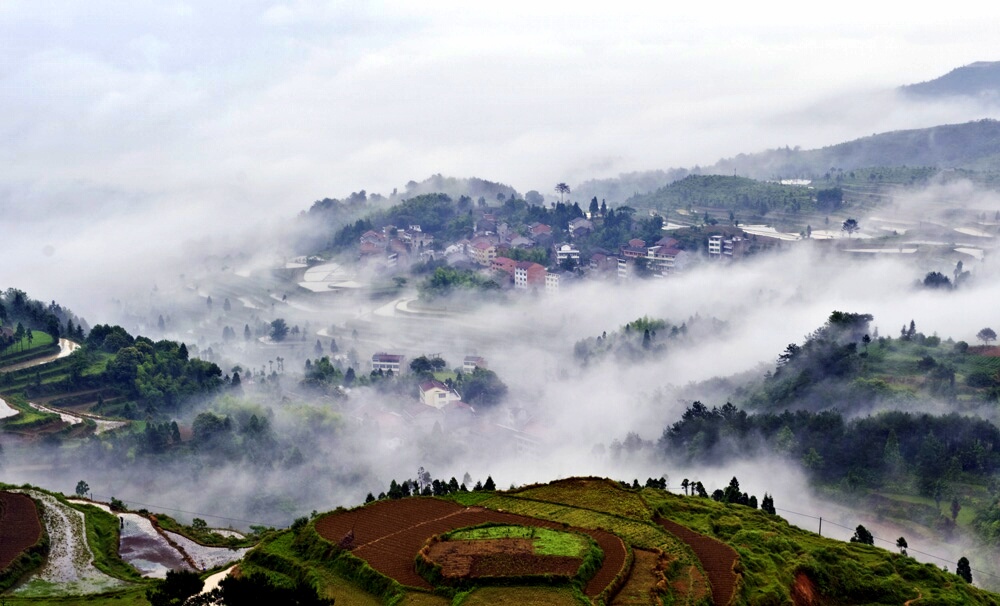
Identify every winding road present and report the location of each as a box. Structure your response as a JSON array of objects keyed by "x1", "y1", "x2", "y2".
[
  {"x1": 0, "y1": 338, "x2": 79, "y2": 373},
  {"x1": 0, "y1": 339, "x2": 126, "y2": 433}
]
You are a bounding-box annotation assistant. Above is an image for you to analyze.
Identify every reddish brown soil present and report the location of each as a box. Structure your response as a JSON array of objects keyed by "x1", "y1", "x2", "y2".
[
  {"x1": 471, "y1": 552, "x2": 581, "y2": 578},
  {"x1": 970, "y1": 346, "x2": 1000, "y2": 357},
  {"x1": 656, "y1": 518, "x2": 739, "y2": 606},
  {"x1": 791, "y1": 572, "x2": 818, "y2": 606},
  {"x1": 315, "y1": 499, "x2": 628, "y2": 597},
  {"x1": 611, "y1": 548, "x2": 660, "y2": 605},
  {"x1": 0, "y1": 492, "x2": 43, "y2": 569},
  {"x1": 428, "y1": 539, "x2": 580, "y2": 578}
]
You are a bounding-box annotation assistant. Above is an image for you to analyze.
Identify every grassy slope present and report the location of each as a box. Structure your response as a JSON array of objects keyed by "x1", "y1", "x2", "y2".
[
  {"x1": 8, "y1": 479, "x2": 997, "y2": 604},
  {"x1": 643, "y1": 489, "x2": 1000, "y2": 606},
  {"x1": 270, "y1": 480, "x2": 1000, "y2": 606},
  {"x1": 745, "y1": 336, "x2": 1000, "y2": 545},
  {"x1": 0, "y1": 334, "x2": 58, "y2": 367}
]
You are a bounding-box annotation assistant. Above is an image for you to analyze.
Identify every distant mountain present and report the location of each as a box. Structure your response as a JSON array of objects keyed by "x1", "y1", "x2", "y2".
[
  {"x1": 579, "y1": 119, "x2": 1000, "y2": 203},
  {"x1": 901, "y1": 61, "x2": 1000, "y2": 99},
  {"x1": 707, "y1": 119, "x2": 1000, "y2": 179}
]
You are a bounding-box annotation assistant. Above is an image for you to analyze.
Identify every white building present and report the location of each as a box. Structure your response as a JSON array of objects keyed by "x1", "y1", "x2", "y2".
[{"x1": 371, "y1": 353, "x2": 404, "y2": 373}]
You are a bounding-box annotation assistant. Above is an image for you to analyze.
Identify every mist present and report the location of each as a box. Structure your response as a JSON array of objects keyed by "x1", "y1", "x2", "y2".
[
  {"x1": 6, "y1": 3, "x2": 1000, "y2": 594},
  {"x1": 5, "y1": 3, "x2": 1000, "y2": 304}
]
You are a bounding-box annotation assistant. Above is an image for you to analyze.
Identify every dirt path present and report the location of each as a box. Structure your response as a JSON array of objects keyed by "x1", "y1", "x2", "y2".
[
  {"x1": 904, "y1": 590, "x2": 922, "y2": 606},
  {"x1": 656, "y1": 518, "x2": 739, "y2": 606},
  {"x1": 200, "y1": 565, "x2": 236, "y2": 595},
  {"x1": 0, "y1": 338, "x2": 79, "y2": 373},
  {"x1": 27, "y1": 401, "x2": 127, "y2": 433}
]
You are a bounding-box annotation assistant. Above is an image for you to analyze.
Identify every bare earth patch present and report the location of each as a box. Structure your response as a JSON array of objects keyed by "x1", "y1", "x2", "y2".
[
  {"x1": 427, "y1": 538, "x2": 580, "y2": 578},
  {"x1": 0, "y1": 492, "x2": 42, "y2": 569}
]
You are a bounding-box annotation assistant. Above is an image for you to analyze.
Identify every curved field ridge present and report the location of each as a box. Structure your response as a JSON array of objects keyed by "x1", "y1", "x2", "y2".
[
  {"x1": 0, "y1": 492, "x2": 43, "y2": 569},
  {"x1": 315, "y1": 498, "x2": 628, "y2": 597},
  {"x1": 656, "y1": 517, "x2": 738, "y2": 606},
  {"x1": 11, "y1": 489, "x2": 127, "y2": 596}
]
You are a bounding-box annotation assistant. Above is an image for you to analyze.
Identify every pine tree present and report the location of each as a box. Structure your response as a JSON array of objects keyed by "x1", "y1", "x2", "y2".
[
  {"x1": 956, "y1": 557, "x2": 972, "y2": 583},
  {"x1": 761, "y1": 493, "x2": 776, "y2": 515}
]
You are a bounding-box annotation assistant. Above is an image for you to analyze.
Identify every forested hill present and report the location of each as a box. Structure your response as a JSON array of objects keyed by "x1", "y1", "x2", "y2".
[
  {"x1": 738, "y1": 311, "x2": 1000, "y2": 415},
  {"x1": 0, "y1": 288, "x2": 88, "y2": 345},
  {"x1": 708, "y1": 120, "x2": 1000, "y2": 179},
  {"x1": 901, "y1": 61, "x2": 1000, "y2": 98}
]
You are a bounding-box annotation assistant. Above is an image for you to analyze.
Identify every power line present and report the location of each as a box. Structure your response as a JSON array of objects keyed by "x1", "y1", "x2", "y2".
[
  {"x1": 664, "y1": 486, "x2": 996, "y2": 581},
  {"x1": 772, "y1": 502, "x2": 998, "y2": 581}
]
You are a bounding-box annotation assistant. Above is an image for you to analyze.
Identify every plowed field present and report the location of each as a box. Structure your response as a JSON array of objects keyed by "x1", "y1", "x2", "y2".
[
  {"x1": 656, "y1": 518, "x2": 738, "y2": 606},
  {"x1": 0, "y1": 491, "x2": 42, "y2": 569},
  {"x1": 315, "y1": 499, "x2": 628, "y2": 597},
  {"x1": 427, "y1": 539, "x2": 580, "y2": 578}
]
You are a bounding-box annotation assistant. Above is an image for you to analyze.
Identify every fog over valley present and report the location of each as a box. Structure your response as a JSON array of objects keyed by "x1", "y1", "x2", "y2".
[{"x1": 5, "y1": 4, "x2": 1000, "y2": 603}]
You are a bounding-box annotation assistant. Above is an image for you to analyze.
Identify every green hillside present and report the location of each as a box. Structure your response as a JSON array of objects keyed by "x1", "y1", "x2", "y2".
[
  {"x1": 710, "y1": 120, "x2": 1000, "y2": 180},
  {"x1": 235, "y1": 477, "x2": 996, "y2": 606},
  {"x1": 3, "y1": 477, "x2": 996, "y2": 604}
]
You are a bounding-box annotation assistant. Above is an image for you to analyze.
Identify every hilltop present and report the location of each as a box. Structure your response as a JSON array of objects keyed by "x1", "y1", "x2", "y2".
[
  {"x1": 901, "y1": 61, "x2": 1000, "y2": 99},
  {"x1": 5, "y1": 477, "x2": 994, "y2": 604}
]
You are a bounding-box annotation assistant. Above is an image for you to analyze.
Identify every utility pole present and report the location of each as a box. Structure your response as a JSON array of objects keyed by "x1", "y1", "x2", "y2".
[{"x1": 818, "y1": 517, "x2": 823, "y2": 537}]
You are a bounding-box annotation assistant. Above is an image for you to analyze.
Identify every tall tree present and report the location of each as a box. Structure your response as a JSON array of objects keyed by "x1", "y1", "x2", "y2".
[
  {"x1": 555, "y1": 182, "x2": 570, "y2": 203},
  {"x1": 850, "y1": 524, "x2": 874, "y2": 545},
  {"x1": 977, "y1": 327, "x2": 996, "y2": 346},
  {"x1": 842, "y1": 218, "x2": 859, "y2": 238},
  {"x1": 956, "y1": 556, "x2": 973, "y2": 583},
  {"x1": 270, "y1": 319, "x2": 289, "y2": 342}
]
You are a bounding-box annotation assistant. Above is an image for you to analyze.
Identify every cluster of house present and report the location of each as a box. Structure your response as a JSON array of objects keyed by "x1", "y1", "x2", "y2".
[
  {"x1": 353, "y1": 210, "x2": 755, "y2": 289},
  {"x1": 359, "y1": 351, "x2": 544, "y2": 458},
  {"x1": 369, "y1": 352, "x2": 487, "y2": 415},
  {"x1": 359, "y1": 225, "x2": 435, "y2": 268}
]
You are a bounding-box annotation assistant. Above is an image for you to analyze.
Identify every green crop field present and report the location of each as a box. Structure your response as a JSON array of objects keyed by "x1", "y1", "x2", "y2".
[
  {"x1": 0, "y1": 333, "x2": 57, "y2": 365},
  {"x1": 446, "y1": 525, "x2": 590, "y2": 557}
]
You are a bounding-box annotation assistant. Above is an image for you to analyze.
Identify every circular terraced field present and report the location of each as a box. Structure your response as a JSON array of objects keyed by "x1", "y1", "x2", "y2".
[{"x1": 315, "y1": 498, "x2": 627, "y2": 597}]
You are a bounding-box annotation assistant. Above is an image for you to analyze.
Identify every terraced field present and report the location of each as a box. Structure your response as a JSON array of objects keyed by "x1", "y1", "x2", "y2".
[
  {"x1": 0, "y1": 491, "x2": 42, "y2": 569},
  {"x1": 657, "y1": 517, "x2": 738, "y2": 606},
  {"x1": 315, "y1": 499, "x2": 627, "y2": 597},
  {"x1": 10, "y1": 489, "x2": 128, "y2": 596}
]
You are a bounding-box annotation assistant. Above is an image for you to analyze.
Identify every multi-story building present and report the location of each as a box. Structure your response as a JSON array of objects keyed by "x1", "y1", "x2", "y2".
[{"x1": 371, "y1": 353, "x2": 405, "y2": 374}]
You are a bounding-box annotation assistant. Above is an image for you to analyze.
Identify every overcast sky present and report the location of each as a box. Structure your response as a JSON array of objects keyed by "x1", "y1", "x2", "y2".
[{"x1": 3, "y1": 1, "x2": 1000, "y2": 301}]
